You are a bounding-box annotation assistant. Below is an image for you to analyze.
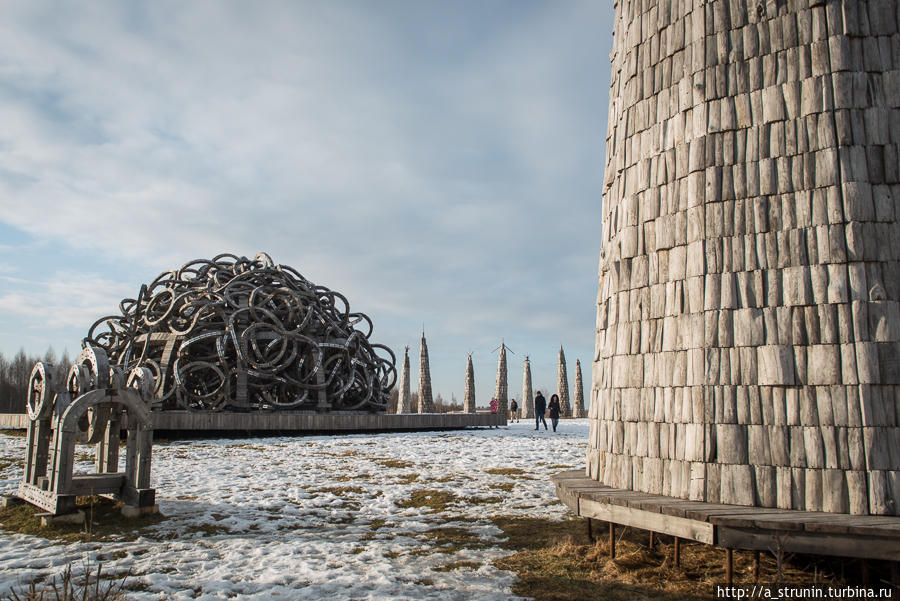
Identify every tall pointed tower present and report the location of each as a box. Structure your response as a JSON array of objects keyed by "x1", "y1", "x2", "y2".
[
  {"x1": 557, "y1": 346, "x2": 571, "y2": 417},
  {"x1": 522, "y1": 355, "x2": 534, "y2": 419},
  {"x1": 589, "y1": 0, "x2": 900, "y2": 515},
  {"x1": 573, "y1": 358, "x2": 585, "y2": 418},
  {"x1": 464, "y1": 354, "x2": 476, "y2": 413},
  {"x1": 493, "y1": 342, "x2": 509, "y2": 418},
  {"x1": 397, "y1": 346, "x2": 412, "y2": 414},
  {"x1": 417, "y1": 332, "x2": 434, "y2": 413}
]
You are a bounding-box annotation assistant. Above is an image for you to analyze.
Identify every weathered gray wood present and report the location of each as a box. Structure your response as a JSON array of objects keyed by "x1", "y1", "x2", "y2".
[
  {"x1": 68, "y1": 474, "x2": 125, "y2": 496},
  {"x1": 397, "y1": 348, "x2": 412, "y2": 414},
  {"x1": 587, "y1": 0, "x2": 900, "y2": 520},
  {"x1": 418, "y1": 333, "x2": 435, "y2": 413},
  {"x1": 717, "y1": 527, "x2": 900, "y2": 561},
  {"x1": 579, "y1": 496, "x2": 715, "y2": 544},
  {"x1": 555, "y1": 471, "x2": 900, "y2": 560},
  {"x1": 0, "y1": 414, "x2": 29, "y2": 429}
]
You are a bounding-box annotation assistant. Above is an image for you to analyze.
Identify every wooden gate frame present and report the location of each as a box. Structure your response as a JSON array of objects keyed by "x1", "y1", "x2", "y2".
[{"x1": 13, "y1": 348, "x2": 157, "y2": 518}]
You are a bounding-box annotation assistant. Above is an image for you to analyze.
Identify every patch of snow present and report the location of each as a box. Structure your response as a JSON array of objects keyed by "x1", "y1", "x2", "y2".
[{"x1": 0, "y1": 419, "x2": 589, "y2": 600}]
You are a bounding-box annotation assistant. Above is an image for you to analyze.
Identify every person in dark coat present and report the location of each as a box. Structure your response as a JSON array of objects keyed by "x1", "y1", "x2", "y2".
[
  {"x1": 509, "y1": 398, "x2": 519, "y2": 423},
  {"x1": 548, "y1": 393, "x2": 561, "y2": 432},
  {"x1": 533, "y1": 391, "x2": 548, "y2": 430}
]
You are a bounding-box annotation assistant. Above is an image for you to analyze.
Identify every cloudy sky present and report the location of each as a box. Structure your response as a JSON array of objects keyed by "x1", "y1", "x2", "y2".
[{"x1": 0, "y1": 1, "x2": 613, "y2": 406}]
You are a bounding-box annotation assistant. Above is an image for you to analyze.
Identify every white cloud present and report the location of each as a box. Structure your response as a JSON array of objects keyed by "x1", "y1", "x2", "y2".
[
  {"x1": 0, "y1": 273, "x2": 136, "y2": 329},
  {"x1": 0, "y1": 1, "x2": 613, "y2": 400}
]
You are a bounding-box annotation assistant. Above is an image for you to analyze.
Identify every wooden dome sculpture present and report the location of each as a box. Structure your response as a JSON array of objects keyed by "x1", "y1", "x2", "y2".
[
  {"x1": 84, "y1": 253, "x2": 396, "y2": 413},
  {"x1": 588, "y1": 0, "x2": 900, "y2": 515}
]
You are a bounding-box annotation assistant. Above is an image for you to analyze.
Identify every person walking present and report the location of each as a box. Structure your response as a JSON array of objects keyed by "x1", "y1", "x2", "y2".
[
  {"x1": 533, "y1": 391, "x2": 548, "y2": 430},
  {"x1": 548, "y1": 393, "x2": 561, "y2": 432},
  {"x1": 509, "y1": 398, "x2": 519, "y2": 423}
]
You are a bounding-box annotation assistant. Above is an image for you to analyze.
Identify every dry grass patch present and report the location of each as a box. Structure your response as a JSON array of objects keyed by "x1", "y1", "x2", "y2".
[
  {"x1": 0, "y1": 497, "x2": 165, "y2": 544},
  {"x1": 491, "y1": 517, "x2": 856, "y2": 601},
  {"x1": 0, "y1": 429, "x2": 26, "y2": 437},
  {"x1": 394, "y1": 473, "x2": 420, "y2": 484},
  {"x1": 308, "y1": 486, "x2": 367, "y2": 496},
  {"x1": 396, "y1": 489, "x2": 458, "y2": 513},
  {"x1": 5, "y1": 562, "x2": 131, "y2": 601},
  {"x1": 490, "y1": 482, "x2": 515, "y2": 492},
  {"x1": 375, "y1": 458, "x2": 415, "y2": 469},
  {"x1": 484, "y1": 467, "x2": 527, "y2": 476},
  {"x1": 434, "y1": 560, "x2": 482, "y2": 572},
  {"x1": 466, "y1": 495, "x2": 502, "y2": 505},
  {"x1": 418, "y1": 526, "x2": 489, "y2": 554}
]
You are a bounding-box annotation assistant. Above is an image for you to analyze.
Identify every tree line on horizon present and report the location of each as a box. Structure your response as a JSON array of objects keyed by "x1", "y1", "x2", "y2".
[
  {"x1": 386, "y1": 388, "x2": 462, "y2": 413},
  {"x1": 0, "y1": 347, "x2": 74, "y2": 414}
]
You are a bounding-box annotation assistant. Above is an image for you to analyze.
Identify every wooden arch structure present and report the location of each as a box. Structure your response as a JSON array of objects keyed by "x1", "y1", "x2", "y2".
[{"x1": 12, "y1": 347, "x2": 157, "y2": 519}]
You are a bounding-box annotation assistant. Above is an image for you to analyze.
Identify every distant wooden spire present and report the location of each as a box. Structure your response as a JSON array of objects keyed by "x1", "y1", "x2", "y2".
[
  {"x1": 417, "y1": 332, "x2": 434, "y2": 413},
  {"x1": 557, "y1": 345, "x2": 571, "y2": 417},
  {"x1": 493, "y1": 342, "x2": 508, "y2": 418},
  {"x1": 464, "y1": 354, "x2": 476, "y2": 413},
  {"x1": 521, "y1": 355, "x2": 533, "y2": 419},
  {"x1": 397, "y1": 346, "x2": 412, "y2": 414},
  {"x1": 573, "y1": 358, "x2": 585, "y2": 418}
]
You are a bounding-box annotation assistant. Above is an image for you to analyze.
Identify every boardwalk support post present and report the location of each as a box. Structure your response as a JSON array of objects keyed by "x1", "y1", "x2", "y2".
[
  {"x1": 609, "y1": 522, "x2": 616, "y2": 559},
  {"x1": 726, "y1": 548, "x2": 734, "y2": 585}
]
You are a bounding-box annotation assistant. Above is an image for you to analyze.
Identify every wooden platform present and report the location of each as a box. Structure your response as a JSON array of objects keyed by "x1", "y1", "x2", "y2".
[
  {"x1": 0, "y1": 414, "x2": 28, "y2": 429},
  {"x1": 552, "y1": 469, "x2": 900, "y2": 561},
  {"x1": 0, "y1": 411, "x2": 505, "y2": 435}
]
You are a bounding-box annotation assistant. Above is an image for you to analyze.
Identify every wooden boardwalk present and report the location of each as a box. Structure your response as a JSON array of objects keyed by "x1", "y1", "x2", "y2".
[
  {"x1": 0, "y1": 414, "x2": 27, "y2": 429},
  {"x1": 553, "y1": 470, "x2": 900, "y2": 561},
  {"x1": 0, "y1": 412, "x2": 505, "y2": 435}
]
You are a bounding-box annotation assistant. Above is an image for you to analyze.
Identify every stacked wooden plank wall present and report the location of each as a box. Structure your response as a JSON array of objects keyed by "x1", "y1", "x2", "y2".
[{"x1": 588, "y1": 0, "x2": 900, "y2": 515}]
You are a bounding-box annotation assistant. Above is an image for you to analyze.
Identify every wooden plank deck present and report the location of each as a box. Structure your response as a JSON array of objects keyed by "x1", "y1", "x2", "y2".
[
  {"x1": 0, "y1": 411, "x2": 506, "y2": 434},
  {"x1": 552, "y1": 470, "x2": 900, "y2": 561},
  {"x1": 0, "y1": 414, "x2": 28, "y2": 429}
]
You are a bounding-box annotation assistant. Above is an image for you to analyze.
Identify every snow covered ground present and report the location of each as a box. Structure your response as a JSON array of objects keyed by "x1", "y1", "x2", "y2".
[{"x1": 0, "y1": 419, "x2": 589, "y2": 600}]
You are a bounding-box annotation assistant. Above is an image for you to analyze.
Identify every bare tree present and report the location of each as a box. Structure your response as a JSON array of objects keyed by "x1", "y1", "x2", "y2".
[{"x1": 0, "y1": 347, "x2": 74, "y2": 413}]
